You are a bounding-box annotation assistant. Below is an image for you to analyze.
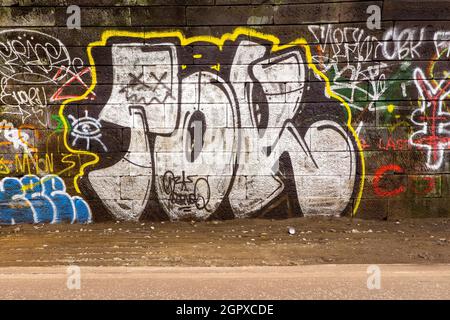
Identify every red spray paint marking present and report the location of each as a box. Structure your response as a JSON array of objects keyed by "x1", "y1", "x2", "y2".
[
  {"x1": 373, "y1": 164, "x2": 437, "y2": 197},
  {"x1": 373, "y1": 164, "x2": 406, "y2": 197},
  {"x1": 50, "y1": 66, "x2": 96, "y2": 102}
]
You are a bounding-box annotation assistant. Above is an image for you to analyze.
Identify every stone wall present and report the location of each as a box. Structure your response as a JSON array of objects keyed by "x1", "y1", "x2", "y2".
[{"x1": 0, "y1": 0, "x2": 449, "y2": 224}]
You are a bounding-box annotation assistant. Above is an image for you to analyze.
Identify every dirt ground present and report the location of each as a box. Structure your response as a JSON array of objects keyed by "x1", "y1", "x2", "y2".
[{"x1": 0, "y1": 217, "x2": 449, "y2": 267}]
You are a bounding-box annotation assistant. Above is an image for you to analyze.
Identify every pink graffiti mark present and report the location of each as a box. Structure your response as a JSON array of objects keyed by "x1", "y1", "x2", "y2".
[
  {"x1": 50, "y1": 66, "x2": 96, "y2": 102},
  {"x1": 410, "y1": 69, "x2": 450, "y2": 170}
]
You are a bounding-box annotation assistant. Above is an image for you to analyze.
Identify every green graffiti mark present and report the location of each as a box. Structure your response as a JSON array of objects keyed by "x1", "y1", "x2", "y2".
[{"x1": 51, "y1": 114, "x2": 70, "y2": 133}]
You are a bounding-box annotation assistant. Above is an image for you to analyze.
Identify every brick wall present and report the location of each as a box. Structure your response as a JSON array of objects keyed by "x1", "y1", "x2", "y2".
[{"x1": 0, "y1": 0, "x2": 449, "y2": 224}]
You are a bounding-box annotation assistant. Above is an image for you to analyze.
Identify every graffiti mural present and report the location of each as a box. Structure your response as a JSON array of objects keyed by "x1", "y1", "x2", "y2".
[
  {"x1": 0, "y1": 28, "x2": 95, "y2": 182},
  {"x1": 80, "y1": 29, "x2": 363, "y2": 221},
  {"x1": 0, "y1": 29, "x2": 94, "y2": 224},
  {"x1": 0, "y1": 16, "x2": 448, "y2": 224}
]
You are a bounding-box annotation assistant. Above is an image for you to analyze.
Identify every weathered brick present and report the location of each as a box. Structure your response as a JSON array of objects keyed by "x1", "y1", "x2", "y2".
[
  {"x1": 356, "y1": 198, "x2": 389, "y2": 219},
  {"x1": 0, "y1": 7, "x2": 55, "y2": 26},
  {"x1": 275, "y1": 3, "x2": 339, "y2": 25},
  {"x1": 130, "y1": 6, "x2": 186, "y2": 26},
  {"x1": 383, "y1": 0, "x2": 450, "y2": 21},
  {"x1": 388, "y1": 197, "x2": 450, "y2": 218},
  {"x1": 187, "y1": 5, "x2": 274, "y2": 25}
]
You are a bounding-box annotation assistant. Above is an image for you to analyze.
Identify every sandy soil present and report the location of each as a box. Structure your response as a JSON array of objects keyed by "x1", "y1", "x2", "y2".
[{"x1": 0, "y1": 217, "x2": 448, "y2": 267}]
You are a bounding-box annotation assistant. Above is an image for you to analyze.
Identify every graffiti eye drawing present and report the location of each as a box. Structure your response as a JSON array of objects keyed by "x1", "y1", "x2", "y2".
[{"x1": 68, "y1": 110, "x2": 107, "y2": 152}]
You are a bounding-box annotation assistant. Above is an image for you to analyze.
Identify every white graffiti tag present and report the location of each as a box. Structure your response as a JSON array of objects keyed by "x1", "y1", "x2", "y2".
[
  {"x1": 0, "y1": 29, "x2": 91, "y2": 127},
  {"x1": 308, "y1": 25, "x2": 425, "y2": 111},
  {"x1": 68, "y1": 111, "x2": 107, "y2": 152}
]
